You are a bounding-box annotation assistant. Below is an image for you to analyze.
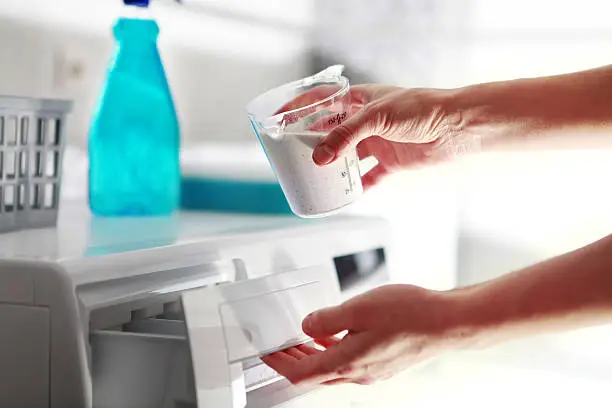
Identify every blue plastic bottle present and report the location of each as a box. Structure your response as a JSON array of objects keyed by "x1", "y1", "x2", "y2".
[{"x1": 88, "y1": 0, "x2": 179, "y2": 216}]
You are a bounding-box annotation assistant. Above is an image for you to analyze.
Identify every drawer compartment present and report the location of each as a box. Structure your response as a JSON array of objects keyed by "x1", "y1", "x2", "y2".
[
  {"x1": 91, "y1": 330, "x2": 194, "y2": 408},
  {"x1": 123, "y1": 318, "x2": 187, "y2": 337},
  {"x1": 90, "y1": 327, "x2": 286, "y2": 408}
]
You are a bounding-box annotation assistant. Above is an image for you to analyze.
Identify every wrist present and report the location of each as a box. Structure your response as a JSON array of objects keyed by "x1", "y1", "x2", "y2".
[
  {"x1": 439, "y1": 284, "x2": 506, "y2": 351},
  {"x1": 427, "y1": 87, "x2": 491, "y2": 161},
  {"x1": 446, "y1": 77, "x2": 563, "y2": 152}
]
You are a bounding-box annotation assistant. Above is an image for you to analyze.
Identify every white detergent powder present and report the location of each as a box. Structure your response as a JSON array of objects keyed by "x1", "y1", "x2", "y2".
[{"x1": 258, "y1": 131, "x2": 363, "y2": 217}]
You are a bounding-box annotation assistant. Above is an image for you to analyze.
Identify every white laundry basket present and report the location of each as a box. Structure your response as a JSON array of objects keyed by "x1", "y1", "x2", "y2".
[{"x1": 0, "y1": 96, "x2": 72, "y2": 232}]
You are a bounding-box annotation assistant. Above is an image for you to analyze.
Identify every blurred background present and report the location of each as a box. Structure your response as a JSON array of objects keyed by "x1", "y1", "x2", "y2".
[{"x1": 2, "y1": 0, "x2": 612, "y2": 405}]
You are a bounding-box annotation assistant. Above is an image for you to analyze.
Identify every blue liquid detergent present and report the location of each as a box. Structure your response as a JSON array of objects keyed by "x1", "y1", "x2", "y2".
[{"x1": 88, "y1": 0, "x2": 179, "y2": 216}]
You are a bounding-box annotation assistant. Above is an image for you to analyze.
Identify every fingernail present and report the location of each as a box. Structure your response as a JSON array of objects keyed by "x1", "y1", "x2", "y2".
[
  {"x1": 303, "y1": 313, "x2": 315, "y2": 331},
  {"x1": 313, "y1": 144, "x2": 335, "y2": 165}
]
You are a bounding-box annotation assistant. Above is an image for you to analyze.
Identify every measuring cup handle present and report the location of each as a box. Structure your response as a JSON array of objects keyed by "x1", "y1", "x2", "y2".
[{"x1": 358, "y1": 155, "x2": 379, "y2": 176}]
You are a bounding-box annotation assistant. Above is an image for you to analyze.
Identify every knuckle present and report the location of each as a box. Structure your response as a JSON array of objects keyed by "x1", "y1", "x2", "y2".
[
  {"x1": 362, "y1": 104, "x2": 382, "y2": 127},
  {"x1": 362, "y1": 102, "x2": 395, "y2": 138},
  {"x1": 336, "y1": 364, "x2": 356, "y2": 376},
  {"x1": 331, "y1": 124, "x2": 354, "y2": 147},
  {"x1": 375, "y1": 108, "x2": 394, "y2": 136}
]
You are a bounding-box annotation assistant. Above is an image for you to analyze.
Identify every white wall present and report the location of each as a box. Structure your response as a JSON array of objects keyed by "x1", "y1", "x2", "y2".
[
  {"x1": 464, "y1": 0, "x2": 612, "y2": 80},
  {"x1": 0, "y1": 0, "x2": 314, "y2": 148},
  {"x1": 312, "y1": 0, "x2": 471, "y2": 88}
]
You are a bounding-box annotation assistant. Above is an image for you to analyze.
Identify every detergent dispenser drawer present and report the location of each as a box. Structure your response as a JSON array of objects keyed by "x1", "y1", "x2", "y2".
[{"x1": 182, "y1": 264, "x2": 341, "y2": 407}]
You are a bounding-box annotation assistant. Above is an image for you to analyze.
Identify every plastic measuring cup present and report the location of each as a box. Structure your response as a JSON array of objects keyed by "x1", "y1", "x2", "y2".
[{"x1": 246, "y1": 65, "x2": 375, "y2": 218}]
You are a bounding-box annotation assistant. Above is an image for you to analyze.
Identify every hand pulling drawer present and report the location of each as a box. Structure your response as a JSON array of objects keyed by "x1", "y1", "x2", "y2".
[
  {"x1": 183, "y1": 264, "x2": 340, "y2": 363},
  {"x1": 181, "y1": 264, "x2": 341, "y2": 407}
]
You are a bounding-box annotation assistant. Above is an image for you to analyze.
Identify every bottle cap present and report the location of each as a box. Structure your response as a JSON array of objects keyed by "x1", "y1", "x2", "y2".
[{"x1": 124, "y1": 0, "x2": 149, "y2": 7}]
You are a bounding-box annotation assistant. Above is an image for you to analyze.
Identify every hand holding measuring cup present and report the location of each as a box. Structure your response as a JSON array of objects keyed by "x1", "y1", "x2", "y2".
[
  {"x1": 247, "y1": 65, "x2": 470, "y2": 217},
  {"x1": 278, "y1": 82, "x2": 472, "y2": 190}
]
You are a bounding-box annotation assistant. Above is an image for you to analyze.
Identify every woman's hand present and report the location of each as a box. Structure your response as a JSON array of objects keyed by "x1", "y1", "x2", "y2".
[
  {"x1": 313, "y1": 85, "x2": 481, "y2": 189},
  {"x1": 262, "y1": 232, "x2": 612, "y2": 387},
  {"x1": 275, "y1": 65, "x2": 612, "y2": 190},
  {"x1": 261, "y1": 284, "x2": 470, "y2": 386},
  {"x1": 275, "y1": 83, "x2": 480, "y2": 189}
]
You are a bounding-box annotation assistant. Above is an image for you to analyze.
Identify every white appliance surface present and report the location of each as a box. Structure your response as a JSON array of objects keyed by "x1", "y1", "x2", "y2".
[
  {"x1": 0, "y1": 201, "x2": 387, "y2": 284},
  {"x1": 0, "y1": 200, "x2": 392, "y2": 408}
]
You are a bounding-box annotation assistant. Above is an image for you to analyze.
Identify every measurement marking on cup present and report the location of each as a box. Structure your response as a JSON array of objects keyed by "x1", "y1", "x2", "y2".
[
  {"x1": 328, "y1": 112, "x2": 348, "y2": 127},
  {"x1": 344, "y1": 157, "x2": 353, "y2": 196}
]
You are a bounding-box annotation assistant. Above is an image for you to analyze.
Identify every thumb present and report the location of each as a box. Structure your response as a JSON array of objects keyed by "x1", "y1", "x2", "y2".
[
  {"x1": 302, "y1": 304, "x2": 351, "y2": 338},
  {"x1": 312, "y1": 106, "x2": 386, "y2": 166}
]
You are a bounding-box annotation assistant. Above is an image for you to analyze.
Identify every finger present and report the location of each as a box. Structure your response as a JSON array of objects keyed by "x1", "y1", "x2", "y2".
[
  {"x1": 357, "y1": 140, "x2": 373, "y2": 160},
  {"x1": 314, "y1": 336, "x2": 342, "y2": 349},
  {"x1": 283, "y1": 334, "x2": 366, "y2": 386},
  {"x1": 313, "y1": 106, "x2": 388, "y2": 166},
  {"x1": 302, "y1": 304, "x2": 352, "y2": 339},
  {"x1": 260, "y1": 351, "x2": 298, "y2": 373},
  {"x1": 295, "y1": 343, "x2": 321, "y2": 356},
  {"x1": 361, "y1": 165, "x2": 388, "y2": 190},
  {"x1": 284, "y1": 347, "x2": 309, "y2": 360},
  {"x1": 357, "y1": 136, "x2": 390, "y2": 160}
]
